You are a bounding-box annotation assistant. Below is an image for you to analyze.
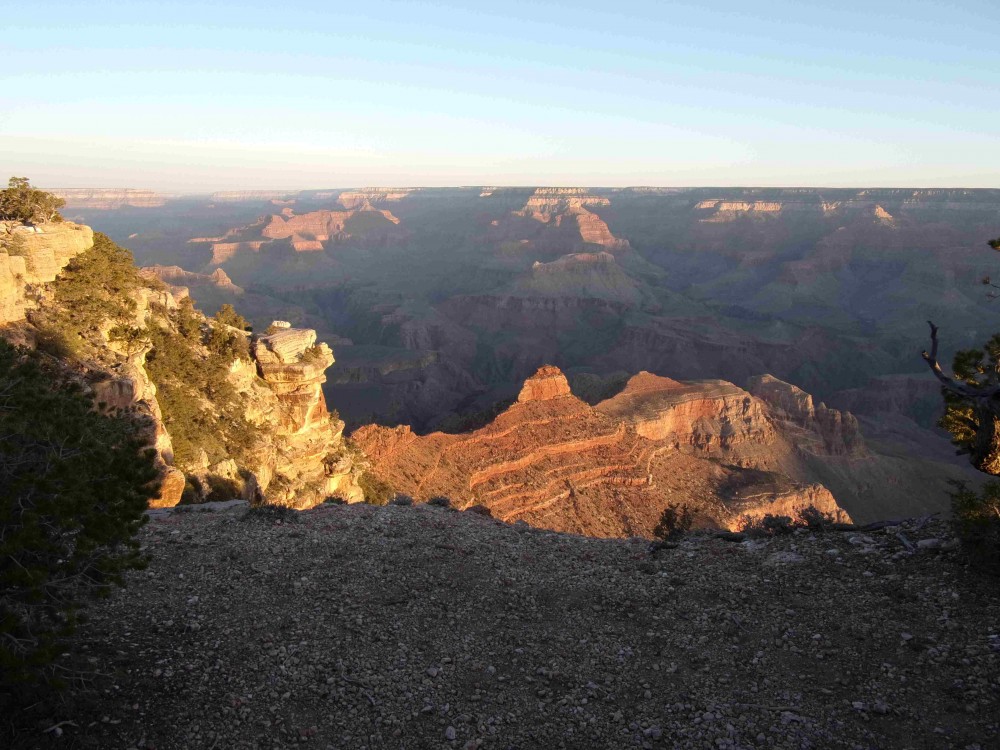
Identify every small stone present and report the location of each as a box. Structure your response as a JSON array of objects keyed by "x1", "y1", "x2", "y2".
[
  {"x1": 445, "y1": 726, "x2": 457, "y2": 741},
  {"x1": 917, "y1": 538, "x2": 942, "y2": 550}
]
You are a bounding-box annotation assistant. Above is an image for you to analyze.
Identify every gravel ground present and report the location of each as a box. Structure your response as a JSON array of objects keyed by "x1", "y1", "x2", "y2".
[{"x1": 15, "y1": 503, "x2": 1000, "y2": 750}]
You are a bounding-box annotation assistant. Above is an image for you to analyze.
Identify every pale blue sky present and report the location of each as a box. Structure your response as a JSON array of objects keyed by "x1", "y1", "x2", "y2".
[{"x1": 2, "y1": 0, "x2": 998, "y2": 190}]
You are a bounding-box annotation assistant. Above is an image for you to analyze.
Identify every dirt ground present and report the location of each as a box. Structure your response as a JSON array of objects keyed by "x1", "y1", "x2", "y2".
[{"x1": 9, "y1": 502, "x2": 999, "y2": 749}]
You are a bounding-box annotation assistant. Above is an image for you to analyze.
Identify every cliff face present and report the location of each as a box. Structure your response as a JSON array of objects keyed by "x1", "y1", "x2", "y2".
[
  {"x1": 189, "y1": 207, "x2": 403, "y2": 264},
  {"x1": 246, "y1": 325, "x2": 362, "y2": 507},
  {"x1": 596, "y1": 372, "x2": 774, "y2": 450},
  {"x1": 0, "y1": 222, "x2": 95, "y2": 323},
  {"x1": 209, "y1": 191, "x2": 294, "y2": 202},
  {"x1": 512, "y1": 189, "x2": 628, "y2": 250},
  {"x1": 0, "y1": 224, "x2": 361, "y2": 510},
  {"x1": 141, "y1": 265, "x2": 243, "y2": 294},
  {"x1": 337, "y1": 188, "x2": 414, "y2": 209},
  {"x1": 747, "y1": 374, "x2": 866, "y2": 457},
  {"x1": 352, "y1": 366, "x2": 852, "y2": 537}
]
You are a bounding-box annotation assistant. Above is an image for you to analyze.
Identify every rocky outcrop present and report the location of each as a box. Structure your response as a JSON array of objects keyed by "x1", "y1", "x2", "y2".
[
  {"x1": 353, "y1": 366, "x2": 853, "y2": 537},
  {"x1": 698, "y1": 201, "x2": 784, "y2": 222},
  {"x1": 596, "y1": 372, "x2": 774, "y2": 451},
  {"x1": 0, "y1": 230, "x2": 187, "y2": 507},
  {"x1": 0, "y1": 252, "x2": 28, "y2": 324},
  {"x1": 512, "y1": 189, "x2": 628, "y2": 250},
  {"x1": 0, "y1": 221, "x2": 94, "y2": 324},
  {"x1": 747, "y1": 374, "x2": 865, "y2": 457},
  {"x1": 262, "y1": 210, "x2": 354, "y2": 242},
  {"x1": 141, "y1": 265, "x2": 244, "y2": 294},
  {"x1": 874, "y1": 204, "x2": 895, "y2": 224},
  {"x1": 49, "y1": 188, "x2": 167, "y2": 209},
  {"x1": 731, "y1": 483, "x2": 848, "y2": 527},
  {"x1": 250, "y1": 325, "x2": 362, "y2": 507},
  {"x1": 1, "y1": 223, "x2": 360, "y2": 509},
  {"x1": 210, "y1": 241, "x2": 264, "y2": 265},
  {"x1": 193, "y1": 207, "x2": 403, "y2": 264},
  {"x1": 90, "y1": 349, "x2": 186, "y2": 508},
  {"x1": 338, "y1": 188, "x2": 413, "y2": 209},
  {"x1": 516, "y1": 252, "x2": 649, "y2": 304},
  {"x1": 517, "y1": 365, "x2": 572, "y2": 402}
]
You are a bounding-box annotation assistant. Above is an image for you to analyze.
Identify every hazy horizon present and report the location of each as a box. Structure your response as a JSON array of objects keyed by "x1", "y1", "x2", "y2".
[
  {"x1": 4, "y1": 0, "x2": 999, "y2": 190},
  {"x1": 37, "y1": 183, "x2": 1000, "y2": 195}
]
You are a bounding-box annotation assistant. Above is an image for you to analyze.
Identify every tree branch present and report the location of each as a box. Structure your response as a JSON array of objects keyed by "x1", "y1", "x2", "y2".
[{"x1": 921, "y1": 321, "x2": 1000, "y2": 399}]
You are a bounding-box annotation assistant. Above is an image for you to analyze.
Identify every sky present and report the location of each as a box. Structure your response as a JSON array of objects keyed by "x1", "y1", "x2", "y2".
[{"x1": 1, "y1": 0, "x2": 998, "y2": 191}]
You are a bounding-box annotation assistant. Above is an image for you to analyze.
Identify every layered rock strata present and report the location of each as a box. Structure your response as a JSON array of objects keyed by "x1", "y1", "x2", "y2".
[
  {"x1": 747, "y1": 374, "x2": 865, "y2": 457},
  {"x1": 513, "y1": 189, "x2": 628, "y2": 250},
  {"x1": 248, "y1": 326, "x2": 362, "y2": 507},
  {"x1": 337, "y1": 188, "x2": 414, "y2": 208},
  {"x1": 49, "y1": 188, "x2": 167, "y2": 209},
  {"x1": 191, "y1": 207, "x2": 402, "y2": 264},
  {"x1": 141, "y1": 265, "x2": 244, "y2": 294},
  {"x1": 353, "y1": 366, "x2": 852, "y2": 537}
]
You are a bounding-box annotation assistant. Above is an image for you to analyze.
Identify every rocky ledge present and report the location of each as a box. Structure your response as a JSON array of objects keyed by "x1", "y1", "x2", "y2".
[{"x1": 29, "y1": 504, "x2": 999, "y2": 750}]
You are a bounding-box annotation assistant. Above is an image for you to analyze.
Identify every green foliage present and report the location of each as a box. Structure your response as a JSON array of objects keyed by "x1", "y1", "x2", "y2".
[
  {"x1": 0, "y1": 177, "x2": 64, "y2": 224},
  {"x1": 108, "y1": 320, "x2": 150, "y2": 359},
  {"x1": 0, "y1": 230, "x2": 27, "y2": 256},
  {"x1": 938, "y1": 334, "x2": 1000, "y2": 467},
  {"x1": 301, "y1": 344, "x2": 326, "y2": 364},
  {"x1": 934, "y1": 238, "x2": 1000, "y2": 475},
  {"x1": 799, "y1": 505, "x2": 836, "y2": 531},
  {"x1": 0, "y1": 340, "x2": 157, "y2": 696},
  {"x1": 175, "y1": 297, "x2": 203, "y2": 342},
  {"x1": 203, "y1": 474, "x2": 242, "y2": 502},
  {"x1": 41, "y1": 232, "x2": 144, "y2": 358},
  {"x1": 949, "y1": 480, "x2": 1000, "y2": 574},
  {"x1": 180, "y1": 478, "x2": 203, "y2": 505},
  {"x1": 206, "y1": 322, "x2": 249, "y2": 360},
  {"x1": 741, "y1": 514, "x2": 795, "y2": 536},
  {"x1": 358, "y1": 471, "x2": 394, "y2": 506},
  {"x1": 214, "y1": 303, "x2": 250, "y2": 331},
  {"x1": 653, "y1": 503, "x2": 694, "y2": 541},
  {"x1": 145, "y1": 319, "x2": 258, "y2": 470}
]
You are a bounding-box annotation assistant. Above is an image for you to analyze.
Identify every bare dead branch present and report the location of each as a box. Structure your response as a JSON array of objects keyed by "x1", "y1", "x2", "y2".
[{"x1": 921, "y1": 321, "x2": 1000, "y2": 399}]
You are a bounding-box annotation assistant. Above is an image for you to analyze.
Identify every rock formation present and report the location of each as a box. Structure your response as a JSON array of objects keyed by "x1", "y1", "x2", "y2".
[
  {"x1": 49, "y1": 188, "x2": 167, "y2": 209},
  {"x1": 747, "y1": 374, "x2": 865, "y2": 457},
  {"x1": 0, "y1": 223, "x2": 361, "y2": 510},
  {"x1": 0, "y1": 221, "x2": 95, "y2": 324},
  {"x1": 512, "y1": 189, "x2": 628, "y2": 250},
  {"x1": 210, "y1": 191, "x2": 294, "y2": 202},
  {"x1": 353, "y1": 366, "x2": 852, "y2": 537},
  {"x1": 515, "y1": 252, "x2": 650, "y2": 305},
  {"x1": 516, "y1": 364, "x2": 572, "y2": 401},
  {"x1": 247, "y1": 325, "x2": 362, "y2": 507},
  {"x1": 337, "y1": 188, "x2": 414, "y2": 209},
  {"x1": 188, "y1": 207, "x2": 403, "y2": 265},
  {"x1": 141, "y1": 265, "x2": 244, "y2": 294}
]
